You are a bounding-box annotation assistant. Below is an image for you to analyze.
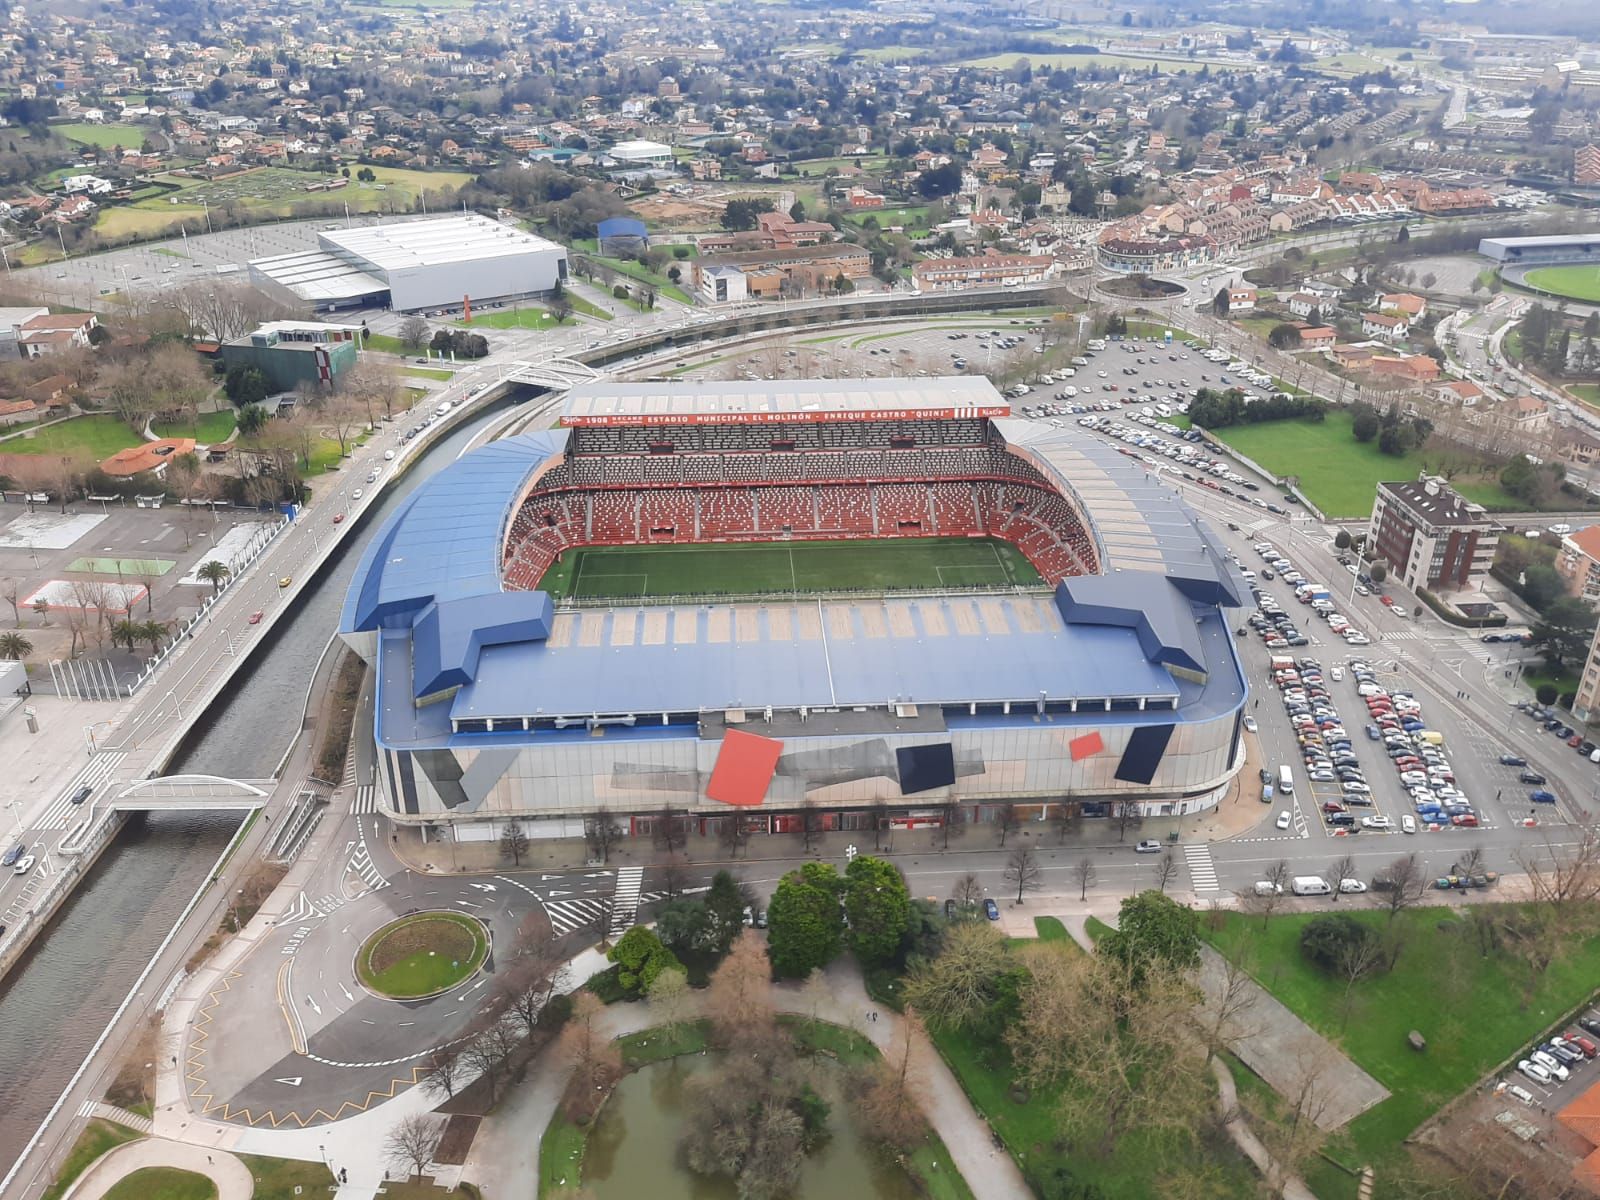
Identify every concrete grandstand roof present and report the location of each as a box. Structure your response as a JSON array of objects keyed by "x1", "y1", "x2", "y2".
[
  {"x1": 560, "y1": 377, "x2": 1011, "y2": 426},
  {"x1": 248, "y1": 249, "x2": 388, "y2": 304}
]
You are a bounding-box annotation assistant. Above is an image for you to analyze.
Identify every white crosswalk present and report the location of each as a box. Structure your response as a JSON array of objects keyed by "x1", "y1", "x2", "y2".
[
  {"x1": 1246, "y1": 518, "x2": 1277, "y2": 534},
  {"x1": 1183, "y1": 844, "x2": 1220, "y2": 892},
  {"x1": 350, "y1": 785, "x2": 377, "y2": 815},
  {"x1": 279, "y1": 891, "x2": 345, "y2": 924},
  {"x1": 609, "y1": 866, "x2": 644, "y2": 937},
  {"x1": 545, "y1": 897, "x2": 610, "y2": 937},
  {"x1": 34, "y1": 751, "x2": 126, "y2": 830},
  {"x1": 1383, "y1": 630, "x2": 1420, "y2": 642}
]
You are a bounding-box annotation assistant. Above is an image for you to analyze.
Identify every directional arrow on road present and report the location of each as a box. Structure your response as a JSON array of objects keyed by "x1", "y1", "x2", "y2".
[
  {"x1": 584, "y1": 872, "x2": 610, "y2": 878},
  {"x1": 469, "y1": 883, "x2": 498, "y2": 892},
  {"x1": 306, "y1": 996, "x2": 321, "y2": 1015},
  {"x1": 274, "y1": 1077, "x2": 303, "y2": 1087},
  {"x1": 546, "y1": 889, "x2": 572, "y2": 898}
]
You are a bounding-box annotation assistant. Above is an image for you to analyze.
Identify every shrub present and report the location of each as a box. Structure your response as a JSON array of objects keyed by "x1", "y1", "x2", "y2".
[
  {"x1": 1536, "y1": 683, "x2": 1559, "y2": 705},
  {"x1": 612, "y1": 284, "x2": 630, "y2": 300},
  {"x1": 1299, "y1": 912, "x2": 1379, "y2": 973}
]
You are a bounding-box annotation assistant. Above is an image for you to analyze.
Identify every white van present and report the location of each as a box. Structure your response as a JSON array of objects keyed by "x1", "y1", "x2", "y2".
[
  {"x1": 1291, "y1": 876, "x2": 1332, "y2": 897},
  {"x1": 1278, "y1": 764, "x2": 1294, "y2": 794}
]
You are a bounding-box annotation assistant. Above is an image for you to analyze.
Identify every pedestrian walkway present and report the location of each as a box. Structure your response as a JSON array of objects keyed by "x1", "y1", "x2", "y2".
[
  {"x1": 1184, "y1": 843, "x2": 1220, "y2": 892},
  {"x1": 75, "y1": 1100, "x2": 153, "y2": 1135},
  {"x1": 350, "y1": 784, "x2": 376, "y2": 815},
  {"x1": 56, "y1": 1137, "x2": 253, "y2": 1200},
  {"x1": 608, "y1": 866, "x2": 643, "y2": 937}
]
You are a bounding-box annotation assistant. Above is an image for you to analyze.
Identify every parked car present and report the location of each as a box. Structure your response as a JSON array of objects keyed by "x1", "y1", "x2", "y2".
[
  {"x1": 983, "y1": 898, "x2": 1000, "y2": 921},
  {"x1": 1338, "y1": 878, "x2": 1368, "y2": 893},
  {"x1": 1275, "y1": 811, "x2": 1292, "y2": 830},
  {"x1": 1135, "y1": 839, "x2": 1164, "y2": 853},
  {"x1": 1520, "y1": 771, "x2": 1548, "y2": 785},
  {"x1": 1530, "y1": 790, "x2": 1557, "y2": 805},
  {"x1": 1519, "y1": 1059, "x2": 1553, "y2": 1085},
  {"x1": 1499, "y1": 754, "x2": 1527, "y2": 766}
]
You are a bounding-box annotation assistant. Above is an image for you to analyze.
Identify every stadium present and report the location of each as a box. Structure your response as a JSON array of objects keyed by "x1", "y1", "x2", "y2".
[
  {"x1": 340, "y1": 377, "x2": 1251, "y2": 847},
  {"x1": 1480, "y1": 233, "x2": 1600, "y2": 303}
]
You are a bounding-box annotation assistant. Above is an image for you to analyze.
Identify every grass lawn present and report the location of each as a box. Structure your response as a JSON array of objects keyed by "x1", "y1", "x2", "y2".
[
  {"x1": 1205, "y1": 906, "x2": 1600, "y2": 1190},
  {"x1": 536, "y1": 537, "x2": 1041, "y2": 600},
  {"x1": 1568, "y1": 383, "x2": 1600, "y2": 411},
  {"x1": 569, "y1": 292, "x2": 615, "y2": 321},
  {"x1": 845, "y1": 204, "x2": 930, "y2": 229},
  {"x1": 153, "y1": 410, "x2": 236, "y2": 444},
  {"x1": 407, "y1": 367, "x2": 453, "y2": 382},
  {"x1": 55, "y1": 122, "x2": 148, "y2": 149},
  {"x1": 365, "y1": 1182, "x2": 474, "y2": 1199},
  {"x1": 459, "y1": 307, "x2": 567, "y2": 332},
  {"x1": 102, "y1": 1167, "x2": 215, "y2": 1200},
  {"x1": 355, "y1": 911, "x2": 488, "y2": 999},
  {"x1": 40, "y1": 1120, "x2": 141, "y2": 1200},
  {"x1": 1209, "y1": 410, "x2": 1523, "y2": 518},
  {"x1": 1523, "y1": 264, "x2": 1600, "y2": 303},
  {"x1": 1034, "y1": 916, "x2": 1071, "y2": 942},
  {"x1": 2, "y1": 414, "x2": 143, "y2": 459},
  {"x1": 539, "y1": 1111, "x2": 587, "y2": 1197},
  {"x1": 237, "y1": 1155, "x2": 335, "y2": 1200},
  {"x1": 932, "y1": 1007, "x2": 1256, "y2": 1199},
  {"x1": 961, "y1": 51, "x2": 1193, "y2": 73},
  {"x1": 1518, "y1": 663, "x2": 1580, "y2": 703}
]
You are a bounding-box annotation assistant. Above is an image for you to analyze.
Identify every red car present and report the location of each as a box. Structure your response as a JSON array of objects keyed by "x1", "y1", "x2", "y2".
[
  {"x1": 1451, "y1": 814, "x2": 1480, "y2": 827},
  {"x1": 1565, "y1": 1032, "x2": 1599, "y2": 1057},
  {"x1": 1570, "y1": 734, "x2": 1585, "y2": 749},
  {"x1": 248, "y1": 610, "x2": 264, "y2": 625},
  {"x1": 333, "y1": 513, "x2": 345, "y2": 524}
]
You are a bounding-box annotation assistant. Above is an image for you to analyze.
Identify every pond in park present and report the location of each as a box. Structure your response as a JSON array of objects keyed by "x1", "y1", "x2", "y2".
[{"x1": 580, "y1": 1055, "x2": 922, "y2": 1200}]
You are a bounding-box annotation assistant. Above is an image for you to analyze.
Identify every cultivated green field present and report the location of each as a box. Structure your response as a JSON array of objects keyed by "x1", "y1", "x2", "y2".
[
  {"x1": 55, "y1": 122, "x2": 149, "y2": 150},
  {"x1": 1523, "y1": 264, "x2": 1600, "y2": 303},
  {"x1": 537, "y1": 537, "x2": 1041, "y2": 600}
]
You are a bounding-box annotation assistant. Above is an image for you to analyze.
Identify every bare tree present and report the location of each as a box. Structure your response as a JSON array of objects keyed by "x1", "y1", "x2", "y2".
[
  {"x1": 461, "y1": 1016, "x2": 519, "y2": 1104},
  {"x1": 651, "y1": 807, "x2": 686, "y2": 854},
  {"x1": 799, "y1": 799, "x2": 824, "y2": 852},
  {"x1": 950, "y1": 872, "x2": 984, "y2": 913},
  {"x1": 1073, "y1": 857, "x2": 1097, "y2": 902},
  {"x1": 797, "y1": 967, "x2": 832, "y2": 1033},
  {"x1": 1335, "y1": 928, "x2": 1386, "y2": 1029},
  {"x1": 1113, "y1": 798, "x2": 1141, "y2": 842},
  {"x1": 420, "y1": 1042, "x2": 461, "y2": 1101},
  {"x1": 1375, "y1": 853, "x2": 1428, "y2": 922},
  {"x1": 657, "y1": 852, "x2": 689, "y2": 901},
  {"x1": 1054, "y1": 799, "x2": 1080, "y2": 845},
  {"x1": 856, "y1": 1007, "x2": 929, "y2": 1151},
  {"x1": 398, "y1": 314, "x2": 431, "y2": 350},
  {"x1": 498, "y1": 927, "x2": 568, "y2": 1035},
  {"x1": 903, "y1": 922, "x2": 1010, "y2": 1030},
  {"x1": 1155, "y1": 850, "x2": 1179, "y2": 893},
  {"x1": 995, "y1": 802, "x2": 1022, "y2": 847},
  {"x1": 500, "y1": 821, "x2": 529, "y2": 867},
  {"x1": 559, "y1": 992, "x2": 622, "y2": 1123},
  {"x1": 384, "y1": 1113, "x2": 441, "y2": 1181},
  {"x1": 1327, "y1": 852, "x2": 1357, "y2": 903},
  {"x1": 867, "y1": 799, "x2": 890, "y2": 851},
  {"x1": 1454, "y1": 847, "x2": 1486, "y2": 880},
  {"x1": 716, "y1": 815, "x2": 750, "y2": 859},
  {"x1": 585, "y1": 808, "x2": 623, "y2": 864},
  {"x1": 1004, "y1": 845, "x2": 1042, "y2": 905},
  {"x1": 1197, "y1": 946, "x2": 1260, "y2": 1065},
  {"x1": 1515, "y1": 831, "x2": 1600, "y2": 911},
  {"x1": 1, "y1": 580, "x2": 19, "y2": 628},
  {"x1": 704, "y1": 931, "x2": 776, "y2": 1052}
]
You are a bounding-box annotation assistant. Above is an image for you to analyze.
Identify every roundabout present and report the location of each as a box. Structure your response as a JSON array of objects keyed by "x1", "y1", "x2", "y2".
[{"x1": 353, "y1": 910, "x2": 489, "y2": 1001}]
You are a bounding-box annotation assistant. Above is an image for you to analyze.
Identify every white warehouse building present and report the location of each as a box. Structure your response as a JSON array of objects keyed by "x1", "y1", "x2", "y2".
[{"x1": 249, "y1": 215, "x2": 568, "y2": 313}]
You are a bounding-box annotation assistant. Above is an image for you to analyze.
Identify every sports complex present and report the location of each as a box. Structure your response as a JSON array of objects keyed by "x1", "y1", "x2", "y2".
[
  {"x1": 340, "y1": 377, "x2": 1251, "y2": 845},
  {"x1": 1480, "y1": 233, "x2": 1600, "y2": 302}
]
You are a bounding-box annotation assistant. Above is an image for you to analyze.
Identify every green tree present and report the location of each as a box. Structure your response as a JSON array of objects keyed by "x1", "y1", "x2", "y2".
[
  {"x1": 656, "y1": 897, "x2": 715, "y2": 953},
  {"x1": 139, "y1": 619, "x2": 170, "y2": 655},
  {"x1": 236, "y1": 405, "x2": 270, "y2": 437},
  {"x1": 1267, "y1": 323, "x2": 1301, "y2": 349},
  {"x1": 1531, "y1": 596, "x2": 1598, "y2": 669},
  {"x1": 1299, "y1": 913, "x2": 1379, "y2": 973},
  {"x1": 720, "y1": 197, "x2": 776, "y2": 230},
  {"x1": 1334, "y1": 530, "x2": 1352, "y2": 551},
  {"x1": 843, "y1": 855, "x2": 911, "y2": 967},
  {"x1": 0, "y1": 631, "x2": 31, "y2": 660},
  {"x1": 766, "y1": 862, "x2": 844, "y2": 978},
  {"x1": 1351, "y1": 403, "x2": 1380, "y2": 443},
  {"x1": 196, "y1": 559, "x2": 231, "y2": 596},
  {"x1": 1099, "y1": 890, "x2": 1201, "y2": 984},
  {"x1": 111, "y1": 620, "x2": 140, "y2": 653},
  {"x1": 704, "y1": 870, "x2": 746, "y2": 954},
  {"x1": 1212, "y1": 286, "x2": 1230, "y2": 316},
  {"x1": 223, "y1": 365, "x2": 269, "y2": 408},
  {"x1": 607, "y1": 925, "x2": 681, "y2": 998}
]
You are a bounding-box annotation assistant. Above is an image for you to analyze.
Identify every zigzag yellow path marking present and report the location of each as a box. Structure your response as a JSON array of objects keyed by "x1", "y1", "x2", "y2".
[{"x1": 185, "y1": 964, "x2": 425, "y2": 1127}]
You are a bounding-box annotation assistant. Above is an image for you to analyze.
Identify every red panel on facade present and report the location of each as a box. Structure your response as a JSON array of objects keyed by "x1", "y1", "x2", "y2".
[
  {"x1": 1069, "y1": 731, "x2": 1104, "y2": 761},
  {"x1": 706, "y1": 729, "x2": 784, "y2": 806}
]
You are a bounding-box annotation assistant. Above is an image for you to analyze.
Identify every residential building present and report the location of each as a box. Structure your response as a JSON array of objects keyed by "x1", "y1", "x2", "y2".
[
  {"x1": 912, "y1": 252, "x2": 1055, "y2": 292},
  {"x1": 1297, "y1": 326, "x2": 1337, "y2": 351},
  {"x1": 1577, "y1": 144, "x2": 1600, "y2": 187},
  {"x1": 13, "y1": 312, "x2": 98, "y2": 358},
  {"x1": 1557, "y1": 526, "x2": 1600, "y2": 603},
  {"x1": 98, "y1": 437, "x2": 196, "y2": 479},
  {"x1": 1362, "y1": 312, "x2": 1409, "y2": 341},
  {"x1": 1287, "y1": 292, "x2": 1321, "y2": 318},
  {"x1": 1368, "y1": 475, "x2": 1502, "y2": 593},
  {"x1": 217, "y1": 321, "x2": 359, "y2": 392},
  {"x1": 1226, "y1": 286, "x2": 1257, "y2": 311},
  {"x1": 1378, "y1": 293, "x2": 1428, "y2": 320}
]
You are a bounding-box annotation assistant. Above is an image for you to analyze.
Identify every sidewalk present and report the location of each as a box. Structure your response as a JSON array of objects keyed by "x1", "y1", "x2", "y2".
[
  {"x1": 59, "y1": 1137, "x2": 252, "y2": 1200},
  {"x1": 462, "y1": 956, "x2": 1033, "y2": 1200}
]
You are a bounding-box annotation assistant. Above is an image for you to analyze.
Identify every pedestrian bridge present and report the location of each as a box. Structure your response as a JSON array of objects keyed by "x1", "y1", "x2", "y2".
[
  {"x1": 502, "y1": 357, "x2": 600, "y2": 391},
  {"x1": 108, "y1": 774, "x2": 274, "y2": 812}
]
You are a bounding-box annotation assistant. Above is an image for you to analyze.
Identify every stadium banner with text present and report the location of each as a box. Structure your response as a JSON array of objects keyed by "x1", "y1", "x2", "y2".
[{"x1": 561, "y1": 407, "x2": 1011, "y2": 427}]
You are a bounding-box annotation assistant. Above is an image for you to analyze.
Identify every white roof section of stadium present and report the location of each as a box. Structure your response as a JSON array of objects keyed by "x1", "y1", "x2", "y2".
[
  {"x1": 249, "y1": 249, "x2": 387, "y2": 303},
  {"x1": 322, "y1": 215, "x2": 564, "y2": 270},
  {"x1": 560, "y1": 377, "x2": 1011, "y2": 426},
  {"x1": 1481, "y1": 234, "x2": 1600, "y2": 249}
]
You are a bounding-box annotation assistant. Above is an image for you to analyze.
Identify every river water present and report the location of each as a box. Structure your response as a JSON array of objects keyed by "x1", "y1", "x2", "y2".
[{"x1": 0, "y1": 404, "x2": 509, "y2": 1170}]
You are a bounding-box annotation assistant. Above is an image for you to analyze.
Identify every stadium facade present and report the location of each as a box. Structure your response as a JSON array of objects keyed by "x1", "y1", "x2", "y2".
[
  {"x1": 340, "y1": 378, "x2": 1251, "y2": 845},
  {"x1": 249, "y1": 215, "x2": 568, "y2": 313},
  {"x1": 1478, "y1": 233, "x2": 1600, "y2": 266}
]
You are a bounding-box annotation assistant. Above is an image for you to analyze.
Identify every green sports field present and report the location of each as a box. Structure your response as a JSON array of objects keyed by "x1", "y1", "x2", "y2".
[
  {"x1": 66, "y1": 557, "x2": 175, "y2": 576},
  {"x1": 537, "y1": 537, "x2": 1041, "y2": 600},
  {"x1": 1522, "y1": 264, "x2": 1600, "y2": 302}
]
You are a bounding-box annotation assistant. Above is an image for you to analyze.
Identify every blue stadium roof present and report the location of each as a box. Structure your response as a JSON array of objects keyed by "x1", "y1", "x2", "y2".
[{"x1": 343, "y1": 396, "x2": 1248, "y2": 743}]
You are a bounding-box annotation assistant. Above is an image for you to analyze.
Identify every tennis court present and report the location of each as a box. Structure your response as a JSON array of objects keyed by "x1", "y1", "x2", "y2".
[
  {"x1": 536, "y1": 537, "x2": 1041, "y2": 600},
  {"x1": 66, "y1": 557, "x2": 176, "y2": 576}
]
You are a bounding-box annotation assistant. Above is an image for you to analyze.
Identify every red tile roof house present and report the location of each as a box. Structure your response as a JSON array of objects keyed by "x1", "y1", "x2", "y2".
[{"x1": 98, "y1": 437, "x2": 196, "y2": 479}]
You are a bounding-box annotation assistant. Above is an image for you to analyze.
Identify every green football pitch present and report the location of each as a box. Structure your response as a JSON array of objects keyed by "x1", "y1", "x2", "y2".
[
  {"x1": 536, "y1": 537, "x2": 1042, "y2": 600},
  {"x1": 1522, "y1": 264, "x2": 1600, "y2": 303},
  {"x1": 66, "y1": 557, "x2": 176, "y2": 576}
]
